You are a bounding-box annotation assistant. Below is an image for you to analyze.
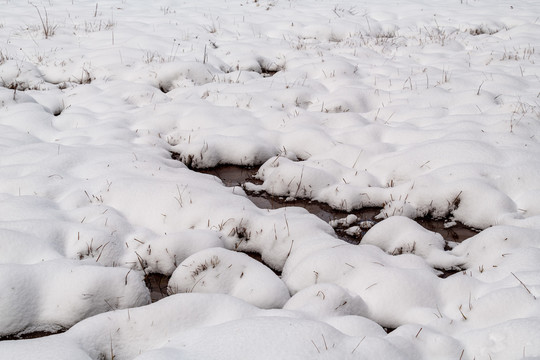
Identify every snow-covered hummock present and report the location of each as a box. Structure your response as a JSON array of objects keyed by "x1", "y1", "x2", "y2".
[
  {"x1": 168, "y1": 247, "x2": 290, "y2": 308},
  {"x1": 1, "y1": 0, "x2": 540, "y2": 359}
]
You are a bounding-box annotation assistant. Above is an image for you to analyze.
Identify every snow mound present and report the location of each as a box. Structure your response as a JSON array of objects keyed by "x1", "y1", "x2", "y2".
[
  {"x1": 0, "y1": 60, "x2": 46, "y2": 91},
  {"x1": 168, "y1": 247, "x2": 290, "y2": 308},
  {"x1": 362, "y1": 216, "x2": 460, "y2": 269},
  {"x1": 284, "y1": 283, "x2": 368, "y2": 318},
  {"x1": 0, "y1": 260, "x2": 149, "y2": 337},
  {"x1": 124, "y1": 230, "x2": 225, "y2": 275}
]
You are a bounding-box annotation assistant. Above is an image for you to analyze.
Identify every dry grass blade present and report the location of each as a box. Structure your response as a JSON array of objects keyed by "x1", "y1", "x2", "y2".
[
  {"x1": 95, "y1": 241, "x2": 110, "y2": 262},
  {"x1": 351, "y1": 336, "x2": 366, "y2": 354},
  {"x1": 32, "y1": 4, "x2": 57, "y2": 39},
  {"x1": 311, "y1": 340, "x2": 320, "y2": 354},
  {"x1": 511, "y1": 272, "x2": 536, "y2": 299},
  {"x1": 294, "y1": 165, "x2": 305, "y2": 197},
  {"x1": 134, "y1": 251, "x2": 147, "y2": 275}
]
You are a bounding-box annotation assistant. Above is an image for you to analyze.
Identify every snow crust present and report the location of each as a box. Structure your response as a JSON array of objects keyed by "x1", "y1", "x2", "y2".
[{"x1": 1, "y1": 0, "x2": 540, "y2": 359}]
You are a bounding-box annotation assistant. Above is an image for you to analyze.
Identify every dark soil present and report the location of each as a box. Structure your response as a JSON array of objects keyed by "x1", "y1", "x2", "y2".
[
  {"x1": 436, "y1": 268, "x2": 464, "y2": 279},
  {"x1": 145, "y1": 273, "x2": 170, "y2": 303},
  {"x1": 0, "y1": 329, "x2": 66, "y2": 341}
]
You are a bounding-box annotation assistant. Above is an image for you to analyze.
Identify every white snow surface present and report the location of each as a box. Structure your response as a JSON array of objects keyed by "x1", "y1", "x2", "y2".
[
  {"x1": 168, "y1": 247, "x2": 291, "y2": 308},
  {"x1": 1, "y1": 0, "x2": 540, "y2": 359}
]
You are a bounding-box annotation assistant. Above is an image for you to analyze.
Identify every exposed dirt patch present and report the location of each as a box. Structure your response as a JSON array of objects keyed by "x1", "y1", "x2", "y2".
[
  {"x1": 197, "y1": 164, "x2": 478, "y2": 245},
  {"x1": 145, "y1": 273, "x2": 170, "y2": 303},
  {"x1": 198, "y1": 165, "x2": 261, "y2": 187},
  {"x1": 417, "y1": 218, "x2": 478, "y2": 244}
]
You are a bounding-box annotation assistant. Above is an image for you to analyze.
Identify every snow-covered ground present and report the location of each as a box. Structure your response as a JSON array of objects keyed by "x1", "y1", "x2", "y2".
[{"x1": 1, "y1": 0, "x2": 540, "y2": 358}]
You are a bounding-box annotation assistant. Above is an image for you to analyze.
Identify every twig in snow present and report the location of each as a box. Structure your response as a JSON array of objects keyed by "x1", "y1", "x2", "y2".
[
  {"x1": 365, "y1": 282, "x2": 377, "y2": 290},
  {"x1": 104, "y1": 299, "x2": 115, "y2": 311},
  {"x1": 476, "y1": 81, "x2": 484, "y2": 95},
  {"x1": 334, "y1": 301, "x2": 347, "y2": 310},
  {"x1": 190, "y1": 274, "x2": 207, "y2": 292},
  {"x1": 311, "y1": 340, "x2": 320, "y2": 354},
  {"x1": 95, "y1": 241, "x2": 110, "y2": 262},
  {"x1": 351, "y1": 336, "x2": 366, "y2": 353},
  {"x1": 124, "y1": 269, "x2": 132, "y2": 286},
  {"x1": 287, "y1": 239, "x2": 294, "y2": 257},
  {"x1": 294, "y1": 166, "x2": 305, "y2": 197},
  {"x1": 134, "y1": 251, "x2": 147, "y2": 275},
  {"x1": 512, "y1": 272, "x2": 536, "y2": 299},
  {"x1": 321, "y1": 334, "x2": 328, "y2": 350},
  {"x1": 451, "y1": 191, "x2": 463, "y2": 208},
  {"x1": 32, "y1": 4, "x2": 57, "y2": 39},
  {"x1": 110, "y1": 335, "x2": 115, "y2": 360},
  {"x1": 174, "y1": 184, "x2": 184, "y2": 207},
  {"x1": 458, "y1": 305, "x2": 467, "y2": 320}
]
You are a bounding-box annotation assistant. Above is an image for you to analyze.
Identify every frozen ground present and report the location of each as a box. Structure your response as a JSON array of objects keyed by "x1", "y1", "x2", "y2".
[{"x1": 1, "y1": 0, "x2": 540, "y2": 359}]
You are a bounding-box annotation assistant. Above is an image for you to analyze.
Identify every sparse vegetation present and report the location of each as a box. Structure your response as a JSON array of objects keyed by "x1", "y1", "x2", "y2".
[
  {"x1": 32, "y1": 4, "x2": 57, "y2": 39},
  {"x1": 0, "y1": 0, "x2": 539, "y2": 357}
]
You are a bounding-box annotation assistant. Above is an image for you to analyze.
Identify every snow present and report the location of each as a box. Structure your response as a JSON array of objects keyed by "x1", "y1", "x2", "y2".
[
  {"x1": 168, "y1": 247, "x2": 290, "y2": 308},
  {"x1": 1, "y1": 0, "x2": 540, "y2": 359},
  {"x1": 0, "y1": 259, "x2": 149, "y2": 337},
  {"x1": 361, "y1": 216, "x2": 457, "y2": 268}
]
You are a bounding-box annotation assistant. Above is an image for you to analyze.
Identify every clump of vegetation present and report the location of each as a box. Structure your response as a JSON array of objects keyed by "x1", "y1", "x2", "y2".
[{"x1": 32, "y1": 5, "x2": 57, "y2": 39}]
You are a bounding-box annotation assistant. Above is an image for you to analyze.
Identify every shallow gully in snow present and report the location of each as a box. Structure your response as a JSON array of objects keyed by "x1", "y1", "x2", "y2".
[
  {"x1": 142, "y1": 161, "x2": 479, "y2": 304},
  {"x1": 196, "y1": 164, "x2": 479, "y2": 246}
]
